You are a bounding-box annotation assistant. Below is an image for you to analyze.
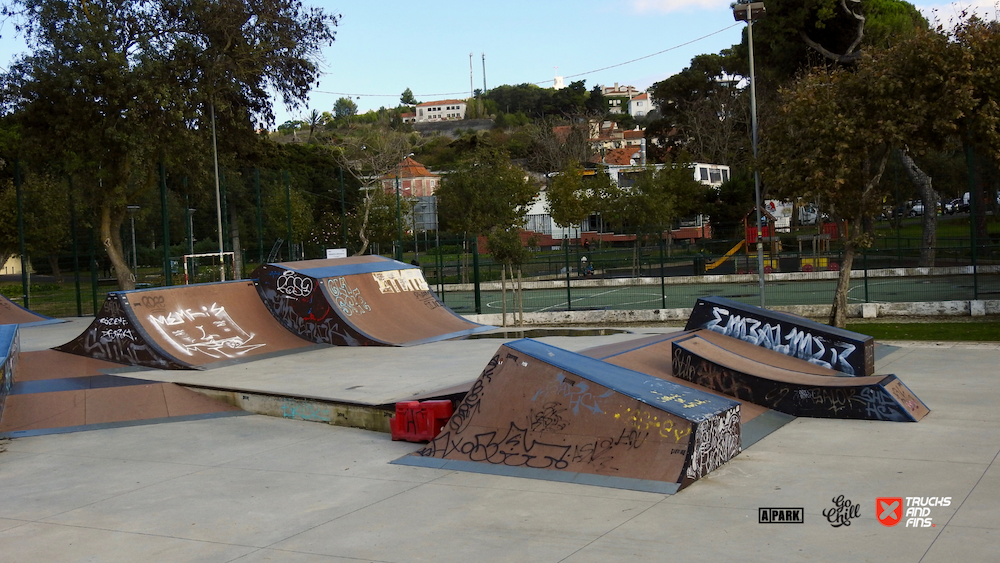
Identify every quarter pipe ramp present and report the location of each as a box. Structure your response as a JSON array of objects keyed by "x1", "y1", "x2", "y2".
[
  {"x1": 253, "y1": 256, "x2": 492, "y2": 346},
  {"x1": 56, "y1": 281, "x2": 317, "y2": 370}
]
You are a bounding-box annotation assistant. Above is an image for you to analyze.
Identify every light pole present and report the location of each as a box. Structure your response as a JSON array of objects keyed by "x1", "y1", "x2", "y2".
[
  {"x1": 734, "y1": 1, "x2": 767, "y2": 308},
  {"x1": 395, "y1": 152, "x2": 414, "y2": 262},
  {"x1": 127, "y1": 205, "x2": 140, "y2": 274}
]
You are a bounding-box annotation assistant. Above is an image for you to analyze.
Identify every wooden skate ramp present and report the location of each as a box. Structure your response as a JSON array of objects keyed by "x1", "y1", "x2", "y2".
[
  {"x1": 56, "y1": 281, "x2": 316, "y2": 370},
  {"x1": 0, "y1": 294, "x2": 64, "y2": 327},
  {"x1": 252, "y1": 256, "x2": 492, "y2": 346},
  {"x1": 671, "y1": 330, "x2": 929, "y2": 421},
  {"x1": 395, "y1": 338, "x2": 742, "y2": 494},
  {"x1": 685, "y1": 296, "x2": 874, "y2": 376},
  {"x1": 1, "y1": 329, "x2": 245, "y2": 437}
]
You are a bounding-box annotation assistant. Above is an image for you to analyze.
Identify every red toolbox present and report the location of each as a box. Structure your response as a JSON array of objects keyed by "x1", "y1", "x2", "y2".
[{"x1": 390, "y1": 400, "x2": 454, "y2": 442}]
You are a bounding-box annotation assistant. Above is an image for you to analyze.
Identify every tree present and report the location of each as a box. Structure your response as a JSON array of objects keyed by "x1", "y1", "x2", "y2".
[
  {"x1": 330, "y1": 126, "x2": 415, "y2": 255},
  {"x1": 527, "y1": 117, "x2": 593, "y2": 173},
  {"x1": 0, "y1": 166, "x2": 70, "y2": 275},
  {"x1": 334, "y1": 97, "x2": 358, "y2": 120},
  {"x1": 400, "y1": 88, "x2": 418, "y2": 106},
  {"x1": 546, "y1": 161, "x2": 591, "y2": 233},
  {"x1": 760, "y1": 29, "x2": 972, "y2": 327},
  {"x1": 438, "y1": 145, "x2": 539, "y2": 318},
  {"x1": 1, "y1": 0, "x2": 338, "y2": 289},
  {"x1": 648, "y1": 51, "x2": 750, "y2": 167},
  {"x1": 437, "y1": 146, "x2": 539, "y2": 238}
]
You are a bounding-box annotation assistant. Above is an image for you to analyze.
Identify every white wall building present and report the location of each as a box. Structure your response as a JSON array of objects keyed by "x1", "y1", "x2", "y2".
[
  {"x1": 627, "y1": 93, "x2": 656, "y2": 118},
  {"x1": 415, "y1": 99, "x2": 467, "y2": 123}
]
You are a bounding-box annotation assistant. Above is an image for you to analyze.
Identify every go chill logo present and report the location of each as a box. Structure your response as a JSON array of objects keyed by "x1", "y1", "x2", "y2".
[{"x1": 877, "y1": 497, "x2": 951, "y2": 527}]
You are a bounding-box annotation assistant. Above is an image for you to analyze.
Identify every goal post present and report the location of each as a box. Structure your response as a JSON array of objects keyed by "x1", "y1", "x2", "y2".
[{"x1": 181, "y1": 252, "x2": 236, "y2": 284}]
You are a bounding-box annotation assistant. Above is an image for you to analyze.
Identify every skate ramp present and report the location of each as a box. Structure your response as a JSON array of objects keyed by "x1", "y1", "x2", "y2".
[
  {"x1": 252, "y1": 256, "x2": 493, "y2": 346},
  {"x1": 0, "y1": 294, "x2": 65, "y2": 327},
  {"x1": 56, "y1": 281, "x2": 317, "y2": 370},
  {"x1": 1, "y1": 325, "x2": 18, "y2": 425},
  {"x1": 395, "y1": 338, "x2": 742, "y2": 494},
  {"x1": 671, "y1": 330, "x2": 929, "y2": 421},
  {"x1": 0, "y1": 348, "x2": 246, "y2": 438},
  {"x1": 685, "y1": 296, "x2": 874, "y2": 376}
]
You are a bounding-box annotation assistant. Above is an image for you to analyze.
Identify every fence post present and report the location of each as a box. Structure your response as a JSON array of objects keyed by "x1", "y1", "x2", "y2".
[
  {"x1": 160, "y1": 162, "x2": 172, "y2": 286},
  {"x1": 89, "y1": 227, "x2": 99, "y2": 314},
  {"x1": 564, "y1": 236, "x2": 572, "y2": 311},
  {"x1": 965, "y1": 145, "x2": 979, "y2": 299},
  {"x1": 284, "y1": 170, "x2": 293, "y2": 261},
  {"x1": 69, "y1": 180, "x2": 82, "y2": 316},
  {"x1": 15, "y1": 160, "x2": 29, "y2": 309},
  {"x1": 255, "y1": 168, "x2": 264, "y2": 264},
  {"x1": 863, "y1": 248, "x2": 869, "y2": 303},
  {"x1": 660, "y1": 236, "x2": 667, "y2": 309},
  {"x1": 472, "y1": 237, "x2": 482, "y2": 314}
]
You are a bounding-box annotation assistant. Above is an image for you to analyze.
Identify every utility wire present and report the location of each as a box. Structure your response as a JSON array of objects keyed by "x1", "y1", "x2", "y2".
[{"x1": 313, "y1": 23, "x2": 740, "y2": 100}]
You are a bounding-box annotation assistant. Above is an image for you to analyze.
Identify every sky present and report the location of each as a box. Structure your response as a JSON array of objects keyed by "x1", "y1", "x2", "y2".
[{"x1": 1, "y1": 0, "x2": 997, "y2": 129}]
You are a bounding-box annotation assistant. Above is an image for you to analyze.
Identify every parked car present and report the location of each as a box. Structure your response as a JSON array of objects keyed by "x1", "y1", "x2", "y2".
[
  {"x1": 945, "y1": 198, "x2": 968, "y2": 214},
  {"x1": 908, "y1": 201, "x2": 924, "y2": 217}
]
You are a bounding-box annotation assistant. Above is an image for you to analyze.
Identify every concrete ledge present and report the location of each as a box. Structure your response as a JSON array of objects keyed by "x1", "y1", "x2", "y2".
[
  {"x1": 464, "y1": 299, "x2": 1000, "y2": 326},
  {"x1": 183, "y1": 385, "x2": 393, "y2": 433}
]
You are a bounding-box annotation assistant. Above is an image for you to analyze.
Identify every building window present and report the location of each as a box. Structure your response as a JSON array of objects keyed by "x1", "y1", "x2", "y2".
[
  {"x1": 709, "y1": 169, "x2": 722, "y2": 183},
  {"x1": 722, "y1": 169, "x2": 730, "y2": 182},
  {"x1": 699, "y1": 167, "x2": 709, "y2": 181}
]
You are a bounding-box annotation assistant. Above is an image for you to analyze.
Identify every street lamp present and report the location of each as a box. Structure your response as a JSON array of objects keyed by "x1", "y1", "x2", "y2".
[
  {"x1": 395, "y1": 152, "x2": 414, "y2": 262},
  {"x1": 733, "y1": 1, "x2": 767, "y2": 308},
  {"x1": 126, "y1": 205, "x2": 140, "y2": 274}
]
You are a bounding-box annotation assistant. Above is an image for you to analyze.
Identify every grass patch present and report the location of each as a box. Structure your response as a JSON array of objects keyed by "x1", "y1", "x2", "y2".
[{"x1": 846, "y1": 321, "x2": 1000, "y2": 342}]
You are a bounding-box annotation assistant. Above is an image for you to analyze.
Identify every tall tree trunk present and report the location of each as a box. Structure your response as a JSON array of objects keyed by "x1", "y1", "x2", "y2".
[
  {"x1": 100, "y1": 203, "x2": 134, "y2": 290},
  {"x1": 898, "y1": 151, "x2": 937, "y2": 267},
  {"x1": 829, "y1": 219, "x2": 857, "y2": 328},
  {"x1": 355, "y1": 190, "x2": 374, "y2": 255}
]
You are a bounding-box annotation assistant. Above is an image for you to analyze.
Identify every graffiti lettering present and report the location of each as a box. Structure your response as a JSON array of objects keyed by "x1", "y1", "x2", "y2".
[
  {"x1": 704, "y1": 306, "x2": 858, "y2": 375},
  {"x1": 325, "y1": 277, "x2": 370, "y2": 317},
  {"x1": 276, "y1": 271, "x2": 315, "y2": 298},
  {"x1": 372, "y1": 269, "x2": 429, "y2": 294},
  {"x1": 531, "y1": 373, "x2": 614, "y2": 415},
  {"x1": 528, "y1": 402, "x2": 569, "y2": 432},
  {"x1": 97, "y1": 316, "x2": 129, "y2": 326},
  {"x1": 101, "y1": 328, "x2": 136, "y2": 341},
  {"x1": 148, "y1": 302, "x2": 265, "y2": 359},
  {"x1": 418, "y1": 423, "x2": 572, "y2": 470},
  {"x1": 686, "y1": 407, "x2": 741, "y2": 479}
]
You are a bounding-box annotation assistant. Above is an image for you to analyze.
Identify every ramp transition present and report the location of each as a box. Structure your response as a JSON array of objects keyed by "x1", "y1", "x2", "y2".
[
  {"x1": 0, "y1": 294, "x2": 64, "y2": 327},
  {"x1": 253, "y1": 256, "x2": 492, "y2": 346},
  {"x1": 56, "y1": 281, "x2": 316, "y2": 370},
  {"x1": 671, "y1": 330, "x2": 929, "y2": 421},
  {"x1": 686, "y1": 296, "x2": 874, "y2": 376},
  {"x1": 0, "y1": 348, "x2": 247, "y2": 438},
  {"x1": 395, "y1": 338, "x2": 742, "y2": 494}
]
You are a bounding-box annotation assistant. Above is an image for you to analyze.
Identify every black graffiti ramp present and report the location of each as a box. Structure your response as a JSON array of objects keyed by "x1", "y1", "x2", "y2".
[
  {"x1": 394, "y1": 338, "x2": 742, "y2": 494},
  {"x1": 671, "y1": 330, "x2": 929, "y2": 422},
  {"x1": 56, "y1": 282, "x2": 316, "y2": 370},
  {"x1": 685, "y1": 296, "x2": 875, "y2": 376},
  {"x1": 252, "y1": 256, "x2": 493, "y2": 347}
]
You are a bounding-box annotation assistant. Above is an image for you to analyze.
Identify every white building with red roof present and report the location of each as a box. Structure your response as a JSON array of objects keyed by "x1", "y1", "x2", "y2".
[
  {"x1": 415, "y1": 99, "x2": 467, "y2": 123},
  {"x1": 628, "y1": 93, "x2": 656, "y2": 117}
]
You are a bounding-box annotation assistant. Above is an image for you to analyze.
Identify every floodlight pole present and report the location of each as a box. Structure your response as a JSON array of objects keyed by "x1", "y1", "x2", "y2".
[
  {"x1": 211, "y1": 102, "x2": 226, "y2": 281},
  {"x1": 735, "y1": 2, "x2": 767, "y2": 308}
]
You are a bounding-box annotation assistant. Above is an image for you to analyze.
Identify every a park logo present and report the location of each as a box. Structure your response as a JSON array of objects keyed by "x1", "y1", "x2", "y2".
[
  {"x1": 758, "y1": 508, "x2": 804, "y2": 524},
  {"x1": 877, "y1": 497, "x2": 903, "y2": 527}
]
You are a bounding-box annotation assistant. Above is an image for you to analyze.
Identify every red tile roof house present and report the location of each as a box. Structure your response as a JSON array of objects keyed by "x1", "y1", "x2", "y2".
[{"x1": 380, "y1": 157, "x2": 441, "y2": 197}]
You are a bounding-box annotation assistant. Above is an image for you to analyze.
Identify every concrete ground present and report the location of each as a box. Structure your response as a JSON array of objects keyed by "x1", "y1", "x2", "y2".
[{"x1": 2, "y1": 320, "x2": 999, "y2": 562}]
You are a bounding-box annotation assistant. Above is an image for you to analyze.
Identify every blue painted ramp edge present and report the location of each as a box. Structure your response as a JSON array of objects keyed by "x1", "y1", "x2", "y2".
[
  {"x1": 390, "y1": 455, "x2": 681, "y2": 494},
  {"x1": 281, "y1": 257, "x2": 418, "y2": 279},
  {"x1": 505, "y1": 338, "x2": 739, "y2": 422}
]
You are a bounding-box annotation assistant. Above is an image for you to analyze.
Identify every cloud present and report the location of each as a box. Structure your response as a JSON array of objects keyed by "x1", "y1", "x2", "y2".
[
  {"x1": 913, "y1": 1, "x2": 999, "y2": 23},
  {"x1": 629, "y1": 0, "x2": 730, "y2": 14}
]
